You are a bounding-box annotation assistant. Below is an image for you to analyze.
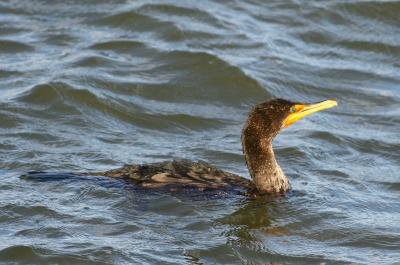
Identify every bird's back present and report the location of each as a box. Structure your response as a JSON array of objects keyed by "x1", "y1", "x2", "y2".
[{"x1": 89, "y1": 160, "x2": 254, "y2": 193}]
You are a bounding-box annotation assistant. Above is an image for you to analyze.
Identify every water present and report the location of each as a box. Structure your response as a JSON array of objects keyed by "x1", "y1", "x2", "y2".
[{"x1": 1, "y1": 0, "x2": 399, "y2": 264}]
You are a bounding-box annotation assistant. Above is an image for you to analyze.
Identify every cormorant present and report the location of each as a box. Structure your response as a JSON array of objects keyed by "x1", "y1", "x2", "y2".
[{"x1": 23, "y1": 99, "x2": 337, "y2": 195}]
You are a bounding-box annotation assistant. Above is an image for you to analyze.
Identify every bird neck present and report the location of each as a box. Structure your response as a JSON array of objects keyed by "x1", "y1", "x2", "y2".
[{"x1": 242, "y1": 138, "x2": 290, "y2": 194}]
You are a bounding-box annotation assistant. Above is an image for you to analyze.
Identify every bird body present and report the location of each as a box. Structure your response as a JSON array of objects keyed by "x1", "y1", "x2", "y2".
[
  {"x1": 23, "y1": 98, "x2": 337, "y2": 195},
  {"x1": 87, "y1": 159, "x2": 255, "y2": 193}
]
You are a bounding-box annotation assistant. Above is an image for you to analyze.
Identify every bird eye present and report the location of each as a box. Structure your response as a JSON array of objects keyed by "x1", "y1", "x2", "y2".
[{"x1": 290, "y1": 106, "x2": 296, "y2": 113}]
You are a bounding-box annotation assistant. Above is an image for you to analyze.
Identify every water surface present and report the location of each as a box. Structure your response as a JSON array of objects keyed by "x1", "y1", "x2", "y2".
[{"x1": 1, "y1": 0, "x2": 399, "y2": 264}]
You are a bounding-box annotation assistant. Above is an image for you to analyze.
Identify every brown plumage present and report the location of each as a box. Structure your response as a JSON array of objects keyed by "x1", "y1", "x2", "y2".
[
  {"x1": 87, "y1": 160, "x2": 255, "y2": 193},
  {"x1": 23, "y1": 98, "x2": 337, "y2": 195}
]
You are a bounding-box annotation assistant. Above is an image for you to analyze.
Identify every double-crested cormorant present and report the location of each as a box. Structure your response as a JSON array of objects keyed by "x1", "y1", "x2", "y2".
[{"x1": 24, "y1": 99, "x2": 337, "y2": 195}]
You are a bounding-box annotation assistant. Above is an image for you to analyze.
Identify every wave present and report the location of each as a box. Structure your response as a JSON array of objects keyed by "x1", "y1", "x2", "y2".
[
  {"x1": 15, "y1": 81, "x2": 239, "y2": 132},
  {"x1": 0, "y1": 40, "x2": 33, "y2": 53},
  {"x1": 333, "y1": 1, "x2": 400, "y2": 27}
]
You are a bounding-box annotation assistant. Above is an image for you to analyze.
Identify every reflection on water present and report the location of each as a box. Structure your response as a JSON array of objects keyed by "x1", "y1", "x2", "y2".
[{"x1": 1, "y1": 0, "x2": 400, "y2": 264}]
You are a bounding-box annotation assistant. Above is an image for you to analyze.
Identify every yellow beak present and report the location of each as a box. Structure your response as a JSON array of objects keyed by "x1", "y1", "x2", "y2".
[{"x1": 283, "y1": 99, "x2": 337, "y2": 128}]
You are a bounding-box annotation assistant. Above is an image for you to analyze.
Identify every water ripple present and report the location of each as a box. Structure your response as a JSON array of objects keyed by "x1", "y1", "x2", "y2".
[{"x1": 0, "y1": 0, "x2": 399, "y2": 264}]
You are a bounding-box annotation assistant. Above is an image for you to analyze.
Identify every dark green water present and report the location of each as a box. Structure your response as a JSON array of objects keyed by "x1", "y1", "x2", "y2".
[{"x1": 1, "y1": 1, "x2": 399, "y2": 264}]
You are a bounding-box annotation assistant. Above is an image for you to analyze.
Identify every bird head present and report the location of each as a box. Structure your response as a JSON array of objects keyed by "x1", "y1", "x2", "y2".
[{"x1": 245, "y1": 98, "x2": 337, "y2": 140}]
